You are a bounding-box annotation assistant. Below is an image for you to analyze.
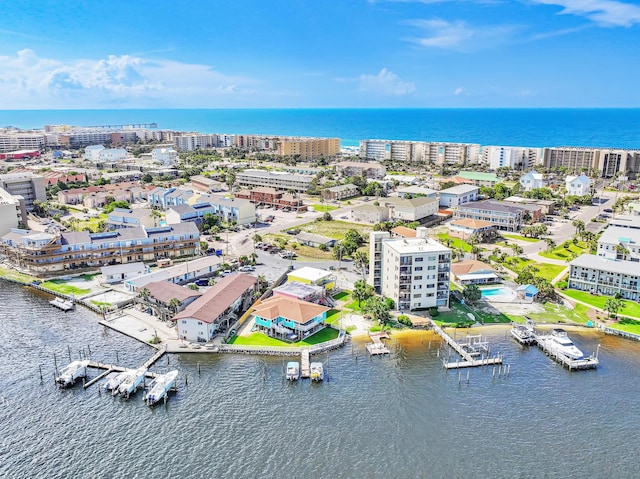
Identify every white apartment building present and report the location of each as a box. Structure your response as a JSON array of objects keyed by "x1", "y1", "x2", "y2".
[
  {"x1": 568, "y1": 254, "x2": 640, "y2": 300},
  {"x1": 427, "y1": 143, "x2": 480, "y2": 166},
  {"x1": 151, "y1": 147, "x2": 178, "y2": 165},
  {"x1": 369, "y1": 228, "x2": 451, "y2": 311},
  {"x1": 85, "y1": 145, "x2": 105, "y2": 162},
  {"x1": 482, "y1": 146, "x2": 541, "y2": 170},
  {"x1": 519, "y1": 171, "x2": 545, "y2": 191},
  {"x1": 235, "y1": 169, "x2": 313, "y2": 193},
  {"x1": 565, "y1": 174, "x2": 591, "y2": 196},
  {"x1": 597, "y1": 226, "x2": 640, "y2": 261},
  {"x1": 439, "y1": 185, "x2": 479, "y2": 208},
  {"x1": 0, "y1": 172, "x2": 46, "y2": 211},
  {"x1": 0, "y1": 188, "x2": 22, "y2": 235},
  {"x1": 0, "y1": 130, "x2": 46, "y2": 152}
]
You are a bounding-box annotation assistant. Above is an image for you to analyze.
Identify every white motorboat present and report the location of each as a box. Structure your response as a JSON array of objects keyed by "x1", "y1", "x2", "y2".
[
  {"x1": 144, "y1": 370, "x2": 179, "y2": 406},
  {"x1": 50, "y1": 297, "x2": 75, "y2": 311},
  {"x1": 115, "y1": 367, "x2": 147, "y2": 398},
  {"x1": 510, "y1": 323, "x2": 536, "y2": 345},
  {"x1": 310, "y1": 362, "x2": 324, "y2": 382},
  {"x1": 545, "y1": 329, "x2": 585, "y2": 360},
  {"x1": 55, "y1": 360, "x2": 89, "y2": 387},
  {"x1": 286, "y1": 361, "x2": 300, "y2": 381},
  {"x1": 103, "y1": 370, "x2": 131, "y2": 392}
]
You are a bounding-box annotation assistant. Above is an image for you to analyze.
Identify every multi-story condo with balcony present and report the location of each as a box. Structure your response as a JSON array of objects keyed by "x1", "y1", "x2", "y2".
[
  {"x1": 335, "y1": 161, "x2": 386, "y2": 178},
  {"x1": 235, "y1": 170, "x2": 313, "y2": 193},
  {"x1": 455, "y1": 200, "x2": 525, "y2": 232},
  {"x1": 568, "y1": 255, "x2": 640, "y2": 300},
  {"x1": 0, "y1": 129, "x2": 46, "y2": 152},
  {"x1": 482, "y1": 146, "x2": 541, "y2": 170},
  {"x1": 166, "y1": 197, "x2": 255, "y2": 226},
  {"x1": 0, "y1": 187, "x2": 24, "y2": 235},
  {"x1": 597, "y1": 226, "x2": 640, "y2": 261},
  {"x1": 543, "y1": 147, "x2": 640, "y2": 177},
  {"x1": 0, "y1": 172, "x2": 46, "y2": 211},
  {"x1": 427, "y1": 142, "x2": 480, "y2": 166},
  {"x1": 368, "y1": 227, "x2": 451, "y2": 311},
  {"x1": 0, "y1": 223, "x2": 200, "y2": 274}
]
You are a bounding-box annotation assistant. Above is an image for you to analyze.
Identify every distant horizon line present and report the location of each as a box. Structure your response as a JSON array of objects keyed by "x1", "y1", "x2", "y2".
[{"x1": 2, "y1": 106, "x2": 640, "y2": 112}]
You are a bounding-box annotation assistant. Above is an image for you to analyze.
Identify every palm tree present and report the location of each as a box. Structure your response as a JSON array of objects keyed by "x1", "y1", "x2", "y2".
[
  {"x1": 138, "y1": 288, "x2": 151, "y2": 301},
  {"x1": 545, "y1": 238, "x2": 556, "y2": 252},
  {"x1": 572, "y1": 219, "x2": 585, "y2": 237},
  {"x1": 352, "y1": 250, "x2": 369, "y2": 280},
  {"x1": 604, "y1": 297, "x2": 625, "y2": 319},
  {"x1": 363, "y1": 296, "x2": 391, "y2": 326},
  {"x1": 353, "y1": 279, "x2": 374, "y2": 307},
  {"x1": 614, "y1": 243, "x2": 629, "y2": 260},
  {"x1": 168, "y1": 297, "x2": 182, "y2": 315},
  {"x1": 463, "y1": 284, "x2": 482, "y2": 304}
]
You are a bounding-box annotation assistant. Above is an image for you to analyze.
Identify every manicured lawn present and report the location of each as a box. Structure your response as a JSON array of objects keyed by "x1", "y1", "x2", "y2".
[
  {"x1": 332, "y1": 291, "x2": 350, "y2": 301},
  {"x1": 298, "y1": 220, "x2": 373, "y2": 241},
  {"x1": 325, "y1": 309, "x2": 342, "y2": 325},
  {"x1": 230, "y1": 327, "x2": 339, "y2": 346},
  {"x1": 562, "y1": 289, "x2": 640, "y2": 318},
  {"x1": 510, "y1": 302, "x2": 591, "y2": 325},
  {"x1": 608, "y1": 318, "x2": 640, "y2": 335},
  {"x1": 91, "y1": 300, "x2": 112, "y2": 308},
  {"x1": 41, "y1": 281, "x2": 91, "y2": 296},
  {"x1": 539, "y1": 241, "x2": 590, "y2": 261},
  {"x1": 438, "y1": 297, "x2": 511, "y2": 325},
  {"x1": 436, "y1": 233, "x2": 472, "y2": 252},
  {"x1": 502, "y1": 234, "x2": 540, "y2": 243},
  {"x1": 345, "y1": 300, "x2": 364, "y2": 311},
  {"x1": 311, "y1": 204, "x2": 339, "y2": 212}
]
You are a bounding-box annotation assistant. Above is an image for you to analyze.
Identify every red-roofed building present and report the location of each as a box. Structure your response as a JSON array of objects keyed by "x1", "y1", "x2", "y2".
[
  {"x1": 253, "y1": 296, "x2": 330, "y2": 341},
  {"x1": 173, "y1": 273, "x2": 258, "y2": 342}
]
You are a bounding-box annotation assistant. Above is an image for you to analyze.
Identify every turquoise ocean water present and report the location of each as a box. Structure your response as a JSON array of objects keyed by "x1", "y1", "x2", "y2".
[{"x1": 1, "y1": 108, "x2": 639, "y2": 148}]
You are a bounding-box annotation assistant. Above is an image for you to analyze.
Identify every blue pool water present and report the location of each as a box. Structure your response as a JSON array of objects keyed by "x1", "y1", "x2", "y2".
[{"x1": 481, "y1": 287, "x2": 514, "y2": 297}]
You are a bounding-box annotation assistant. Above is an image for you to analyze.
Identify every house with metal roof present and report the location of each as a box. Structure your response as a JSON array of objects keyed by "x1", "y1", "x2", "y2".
[{"x1": 252, "y1": 296, "x2": 330, "y2": 341}]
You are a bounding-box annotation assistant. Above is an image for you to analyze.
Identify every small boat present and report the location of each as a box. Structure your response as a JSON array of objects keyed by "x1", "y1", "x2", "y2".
[
  {"x1": 50, "y1": 297, "x2": 75, "y2": 311},
  {"x1": 55, "y1": 360, "x2": 90, "y2": 387},
  {"x1": 103, "y1": 370, "x2": 131, "y2": 392},
  {"x1": 545, "y1": 329, "x2": 585, "y2": 360},
  {"x1": 144, "y1": 370, "x2": 179, "y2": 406},
  {"x1": 510, "y1": 323, "x2": 536, "y2": 345},
  {"x1": 310, "y1": 362, "x2": 324, "y2": 382},
  {"x1": 115, "y1": 367, "x2": 147, "y2": 398},
  {"x1": 286, "y1": 361, "x2": 300, "y2": 381}
]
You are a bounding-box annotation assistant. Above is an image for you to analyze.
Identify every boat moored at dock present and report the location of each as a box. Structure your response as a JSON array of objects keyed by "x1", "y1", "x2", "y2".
[
  {"x1": 103, "y1": 370, "x2": 131, "y2": 392},
  {"x1": 286, "y1": 361, "x2": 300, "y2": 381},
  {"x1": 310, "y1": 362, "x2": 324, "y2": 382},
  {"x1": 510, "y1": 321, "x2": 537, "y2": 345},
  {"x1": 541, "y1": 329, "x2": 585, "y2": 360},
  {"x1": 144, "y1": 370, "x2": 179, "y2": 406},
  {"x1": 55, "y1": 360, "x2": 90, "y2": 387},
  {"x1": 115, "y1": 367, "x2": 147, "y2": 398}
]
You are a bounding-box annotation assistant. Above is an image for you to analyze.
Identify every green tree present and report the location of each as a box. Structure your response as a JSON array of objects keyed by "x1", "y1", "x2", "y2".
[
  {"x1": 103, "y1": 200, "x2": 130, "y2": 214},
  {"x1": 604, "y1": 297, "x2": 625, "y2": 319},
  {"x1": 363, "y1": 296, "x2": 391, "y2": 326},
  {"x1": 572, "y1": 219, "x2": 585, "y2": 237},
  {"x1": 168, "y1": 297, "x2": 182, "y2": 314},
  {"x1": 463, "y1": 283, "x2": 482, "y2": 304},
  {"x1": 352, "y1": 250, "x2": 369, "y2": 279},
  {"x1": 353, "y1": 279, "x2": 374, "y2": 307},
  {"x1": 226, "y1": 170, "x2": 236, "y2": 189}
]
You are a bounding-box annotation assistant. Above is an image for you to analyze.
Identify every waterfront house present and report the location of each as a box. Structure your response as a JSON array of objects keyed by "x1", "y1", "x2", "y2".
[
  {"x1": 141, "y1": 281, "x2": 202, "y2": 320},
  {"x1": 287, "y1": 266, "x2": 336, "y2": 291},
  {"x1": 173, "y1": 273, "x2": 258, "y2": 342},
  {"x1": 100, "y1": 262, "x2": 148, "y2": 284},
  {"x1": 252, "y1": 296, "x2": 329, "y2": 341},
  {"x1": 450, "y1": 260, "x2": 500, "y2": 286},
  {"x1": 568, "y1": 254, "x2": 640, "y2": 300}
]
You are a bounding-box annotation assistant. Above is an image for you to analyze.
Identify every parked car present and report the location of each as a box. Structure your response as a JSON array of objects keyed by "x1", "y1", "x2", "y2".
[
  {"x1": 239, "y1": 265, "x2": 255, "y2": 272},
  {"x1": 220, "y1": 270, "x2": 233, "y2": 277},
  {"x1": 194, "y1": 278, "x2": 210, "y2": 286},
  {"x1": 286, "y1": 229, "x2": 300, "y2": 235}
]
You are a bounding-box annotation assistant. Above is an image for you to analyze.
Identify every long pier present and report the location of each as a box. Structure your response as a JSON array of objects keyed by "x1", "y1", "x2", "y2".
[
  {"x1": 366, "y1": 331, "x2": 391, "y2": 356},
  {"x1": 79, "y1": 347, "x2": 167, "y2": 389},
  {"x1": 430, "y1": 320, "x2": 502, "y2": 369},
  {"x1": 300, "y1": 349, "x2": 311, "y2": 378}
]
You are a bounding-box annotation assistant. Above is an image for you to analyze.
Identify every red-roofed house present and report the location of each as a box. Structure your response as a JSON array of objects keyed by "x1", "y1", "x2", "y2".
[
  {"x1": 173, "y1": 273, "x2": 258, "y2": 342},
  {"x1": 143, "y1": 281, "x2": 202, "y2": 320},
  {"x1": 448, "y1": 218, "x2": 496, "y2": 241},
  {"x1": 252, "y1": 296, "x2": 330, "y2": 341}
]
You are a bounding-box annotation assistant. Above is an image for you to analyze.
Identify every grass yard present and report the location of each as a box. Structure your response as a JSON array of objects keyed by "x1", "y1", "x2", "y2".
[
  {"x1": 539, "y1": 240, "x2": 590, "y2": 261},
  {"x1": 332, "y1": 291, "x2": 350, "y2": 301},
  {"x1": 502, "y1": 234, "x2": 540, "y2": 243},
  {"x1": 510, "y1": 302, "x2": 592, "y2": 325},
  {"x1": 438, "y1": 297, "x2": 511, "y2": 325},
  {"x1": 230, "y1": 327, "x2": 339, "y2": 346},
  {"x1": 562, "y1": 289, "x2": 640, "y2": 319},
  {"x1": 311, "y1": 204, "x2": 339, "y2": 212},
  {"x1": 298, "y1": 220, "x2": 373, "y2": 241},
  {"x1": 325, "y1": 309, "x2": 342, "y2": 325},
  {"x1": 503, "y1": 258, "x2": 566, "y2": 282},
  {"x1": 41, "y1": 281, "x2": 91, "y2": 296},
  {"x1": 436, "y1": 233, "x2": 472, "y2": 252},
  {"x1": 608, "y1": 318, "x2": 640, "y2": 335},
  {"x1": 0, "y1": 266, "x2": 38, "y2": 284},
  {"x1": 345, "y1": 300, "x2": 364, "y2": 312}
]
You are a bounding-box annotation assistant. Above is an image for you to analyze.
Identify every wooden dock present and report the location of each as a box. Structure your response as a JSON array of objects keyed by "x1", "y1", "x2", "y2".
[
  {"x1": 536, "y1": 337, "x2": 599, "y2": 370},
  {"x1": 300, "y1": 349, "x2": 310, "y2": 378},
  {"x1": 79, "y1": 347, "x2": 167, "y2": 389},
  {"x1": 366, "y1": 331, "x2": 390, "y2": 356},
  {"x1": 430, "y1": 319, "x2": 503, "y2": 369}
]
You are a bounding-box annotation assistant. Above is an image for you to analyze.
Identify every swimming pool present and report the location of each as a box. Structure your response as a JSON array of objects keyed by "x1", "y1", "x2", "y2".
[{"x1": 481, "y1": 287, "x2": 514, "y2": 297}]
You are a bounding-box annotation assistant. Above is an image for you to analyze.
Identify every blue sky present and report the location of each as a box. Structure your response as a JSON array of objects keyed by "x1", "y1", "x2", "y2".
[{"x1": 1, "y1": 0, "x2": 639, "y2": 108}]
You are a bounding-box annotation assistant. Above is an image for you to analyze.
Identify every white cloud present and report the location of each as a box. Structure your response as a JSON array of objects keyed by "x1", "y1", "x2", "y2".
[
  {"x1": 357, "y1": 68, "x2": 416, "y2": 96},
  {"x1": 0, "y1": 49, "x2": 259, "y2": 108},
  {"x1": 407, "y1": 18, "x2": 522, "y2": 51},
  {"x1": 454, "y1": 87, "x2": 465, "y2": 95},
  {"x1": 530, "y1": 0, "x2": 640, "y2": 27}
]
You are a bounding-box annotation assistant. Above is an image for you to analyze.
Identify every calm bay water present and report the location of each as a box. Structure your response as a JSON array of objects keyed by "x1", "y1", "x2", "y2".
[
  {"x1": 2, "y1": 282, "x2": 640, "y2": 478},
  {"x1": 1, "y1": 108, "x2": 640, "y2": 148}
]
